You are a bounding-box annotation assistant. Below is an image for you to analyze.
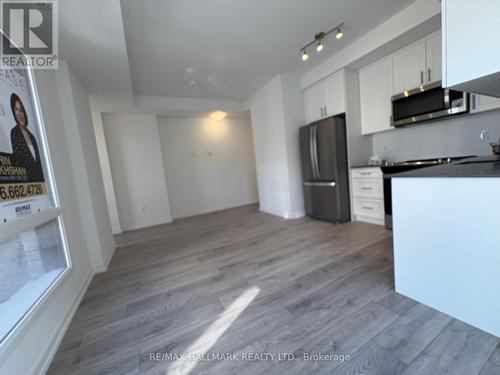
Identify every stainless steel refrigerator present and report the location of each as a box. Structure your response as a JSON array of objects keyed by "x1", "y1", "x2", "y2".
[{"x1": 299, "y1": 114, "x2": 350, "y2": 222}]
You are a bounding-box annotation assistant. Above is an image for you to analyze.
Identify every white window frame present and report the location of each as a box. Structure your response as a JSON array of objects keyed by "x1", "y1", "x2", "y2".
[{"x1": 0, "y1": 32, "x2": 72, "y2": 353}]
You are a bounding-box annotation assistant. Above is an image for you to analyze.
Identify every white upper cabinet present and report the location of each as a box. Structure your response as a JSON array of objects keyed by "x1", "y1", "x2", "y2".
[
  {"x1": 303, "y1": 70, "x2": 346, "y2": 124},
  {"x1": 393, "y1": 41, "x2": 426, "y2": 94},
  {"x1": 425, "y1": 32, "x2": 442, "y2": 84},
  {"x1": 470, "y1": 94, "x2": 500, "y2": 114},
  {"x1": 359, "y1": 56, "x2": 394, "y2": 135},
  {"x1": 442, "y1": 0, "x2": 500, "y2": 97},
  {"x1": 393, "y1": 32, "x2": 442, "y2": 94},
  {"x1": 324, "y1": 71, "x2": 346, "y2": 117},
  {"x1": 304, "y1": 80, "x2": 327, "y2": 124},
  {"x1": 357, "y1": 31, "x2": 444, "y2": 135}
]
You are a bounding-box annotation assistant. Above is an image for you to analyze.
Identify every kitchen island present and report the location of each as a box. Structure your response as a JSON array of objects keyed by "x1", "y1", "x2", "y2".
[{"x1": 392, "y1": 155, "x2": 500, "y2": 337}]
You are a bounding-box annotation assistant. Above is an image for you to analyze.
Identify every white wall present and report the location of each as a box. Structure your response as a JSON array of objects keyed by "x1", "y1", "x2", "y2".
[
  {"x1": 249, "y1": 76, "x2": 292, "y2": 217},
  {"x1": 344, "y1": 70, "x2": 373, "y2": 166},
  {"x1": 0, "y1": 67, "x2": 108, "y2": 374},
  {"x1": 56, "y1": 62, "x2": 115, "y2": 270},
  {"x1": 102, "y1": 113, "x2": 173, "y2": 230},
  {"x1": 248, "y1": 74, "x2": 305, "y2": 219},
  {"x1": 372, "y1": 110, "x2": 500, "y2": 161},
  {"x1": 158, "y1": 116, "x2": 258, "y2": 218},
  {"x1": 280, "y1": 72, "x2": 306, "y2": 218},
  {"x1": 91, "y1": 111, "x2": 122, "y2": 234}
]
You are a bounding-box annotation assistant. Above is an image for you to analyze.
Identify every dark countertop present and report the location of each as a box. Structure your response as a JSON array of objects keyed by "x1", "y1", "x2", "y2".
[
  {"x1": 392, "y1": 155, "x2": 500, "y2": 178},
  {"x1": 351, "y1": 164, "x2": 382, "y2": 169}
]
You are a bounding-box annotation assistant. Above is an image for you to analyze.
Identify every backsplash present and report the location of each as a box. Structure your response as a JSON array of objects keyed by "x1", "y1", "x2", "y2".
[{"x1": 372, "y1": 110, "x2": 500, "y2": 162}]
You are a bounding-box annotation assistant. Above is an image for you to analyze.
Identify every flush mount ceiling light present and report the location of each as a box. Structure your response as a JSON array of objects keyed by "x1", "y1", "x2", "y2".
[
  {"x1": 210, "y1": 111, "x2": 227, "y2": 121},
  {"x1": 300, "y1": 23, "x2": 344, "y2": 61}
]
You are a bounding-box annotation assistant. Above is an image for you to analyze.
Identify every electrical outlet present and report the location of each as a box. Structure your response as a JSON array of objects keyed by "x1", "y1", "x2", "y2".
[{"x1": 480, "y1": 130, "x2": 490, "y2": 141}]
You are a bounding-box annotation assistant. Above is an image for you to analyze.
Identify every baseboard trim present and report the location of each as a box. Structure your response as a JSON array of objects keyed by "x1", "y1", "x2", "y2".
[
  {"x1": 93, "y1": 241, "x2": 117, "y2": 273},
  {"x1": 258, "y1": 206, "x2": 285, "y2": 218},
  {"x1": 35, "y1": 270, "x2": 94, "y2": 375},
  {"x1": 287, "y1": 211, "x2": 306, "y2": 219},
  {"x1": 259, "y1": 207, "x2": 305, "y2": 220},
  {"x1": 125, "y1": 217, "x2": 173, "y2": 231},
  {"x1": 172, "y1": 202, "x2": 258, "y2": 221}
]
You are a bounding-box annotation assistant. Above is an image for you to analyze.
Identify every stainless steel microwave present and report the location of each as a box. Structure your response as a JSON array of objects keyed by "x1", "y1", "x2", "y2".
[{"x1": 391, "y1": 81, "x2": 469, "y2": 127}]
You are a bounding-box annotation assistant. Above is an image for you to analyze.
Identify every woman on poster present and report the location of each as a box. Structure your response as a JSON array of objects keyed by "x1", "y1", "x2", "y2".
[{"x1": 9, "y1": 93, "x2": 44, "y2": 182}]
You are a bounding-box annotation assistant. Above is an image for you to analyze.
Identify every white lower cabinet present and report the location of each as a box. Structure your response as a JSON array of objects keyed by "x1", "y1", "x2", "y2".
[
  {"x1": 353, "y1": 197, "x2": 384, "y2": 220},
  {"x1": 352, "y1": 179, "x2": 383, "y2": 199},
  {"x1": 351, "y1": 167, "x2": 384, "y2": 226}
]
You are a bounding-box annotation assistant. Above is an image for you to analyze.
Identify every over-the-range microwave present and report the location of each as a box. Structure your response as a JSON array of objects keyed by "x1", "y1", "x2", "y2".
[{"x1": 391, "y1": 81, "x2": 469, "y2": 127}]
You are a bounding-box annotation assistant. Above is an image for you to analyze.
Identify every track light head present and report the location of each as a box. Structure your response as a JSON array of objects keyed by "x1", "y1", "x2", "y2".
[
  {"x1": 316, "y1": 40, "x2": 323, "y2": 52},
  {"x1": 335, "y1": 27, "x2": 343, "y2": 39},
  {"x1": 301, "y1": 49, "x2": 309, "y2": 61}
]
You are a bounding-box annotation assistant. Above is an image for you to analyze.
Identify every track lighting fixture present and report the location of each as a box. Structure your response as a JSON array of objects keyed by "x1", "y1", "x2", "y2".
[{"x1": 300, "y1": 22, "x2": 344, "y2": 61}]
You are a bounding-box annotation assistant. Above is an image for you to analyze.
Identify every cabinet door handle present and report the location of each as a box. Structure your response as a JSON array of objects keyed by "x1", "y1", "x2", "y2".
[
  {"x1": 320, "y1": 107, "x2": 323, "y2": 117},
  {"x1": 360, "y1": 172, "x2": 371, "y2": 176},
  {"x1": 420, "y1": 71, "x2": 424, "y2": 85},
  {"x1": 362, "y1": 206, "x2": 373, "y2": 210},
  {"x1": 361, "y1": 187, "x2": 372, "y2": 190},
  {"x1": 427, "y1": 68, "x2": 431, "y2": 82},
  {"x1": 324, "y1": 106, "x2": 327, "y2": 116},
  {"x1": 472, "y1": 94, "x2": 476, "y2": 110}
]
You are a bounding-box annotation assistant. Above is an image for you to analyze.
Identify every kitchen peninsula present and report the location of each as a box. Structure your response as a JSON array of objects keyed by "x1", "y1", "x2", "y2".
[{"x1": 392, "y1": 155, "x2": 500, "y2": 337}]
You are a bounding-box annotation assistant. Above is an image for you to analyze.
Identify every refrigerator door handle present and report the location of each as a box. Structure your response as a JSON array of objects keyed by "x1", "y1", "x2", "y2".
[
  {"x1": 304, "y1": 181, "x2": 336, "y2": 187},
  {"x1": 313, "y1": 124, "x2": 320, "y2": 178},
  {"x1": 309, "y1": 126, "x2": 317, "y2": 178}
]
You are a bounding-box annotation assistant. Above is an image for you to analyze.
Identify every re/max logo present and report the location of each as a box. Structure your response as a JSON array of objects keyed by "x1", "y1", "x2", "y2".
[{"x1": 15, "y1": 204, "x2": 30, "y2": 213}]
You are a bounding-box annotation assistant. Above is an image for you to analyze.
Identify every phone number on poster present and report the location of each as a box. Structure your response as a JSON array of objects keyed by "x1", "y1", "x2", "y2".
[{"x1": 0, "y1": 183, "x2": 46, "y2": 201}]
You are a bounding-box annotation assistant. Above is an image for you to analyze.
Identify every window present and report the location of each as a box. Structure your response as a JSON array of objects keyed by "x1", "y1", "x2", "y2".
[{"x1": 0, "y1": 39, "x2": 70, "y2": 345}]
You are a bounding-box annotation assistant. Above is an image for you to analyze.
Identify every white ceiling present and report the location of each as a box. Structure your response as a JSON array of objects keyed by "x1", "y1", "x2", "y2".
[
  {"x1": 59, "y1": 0, "x2": 133, "y2": 96},
  {"x1": 59, "y1": 0, "x2": 418, "y2": 103},
  {"x1": 120, "y1": 0, "x2": 416, "y2": 100}
]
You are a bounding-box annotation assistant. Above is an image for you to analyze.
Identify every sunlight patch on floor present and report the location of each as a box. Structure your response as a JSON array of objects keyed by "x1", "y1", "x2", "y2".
[{"x1": 166, "y1": 286, "x2": 260, "y2": 375}]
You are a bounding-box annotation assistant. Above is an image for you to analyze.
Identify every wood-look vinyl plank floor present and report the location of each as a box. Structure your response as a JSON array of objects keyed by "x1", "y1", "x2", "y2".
[{"x1": 47, "y1": 204, "x2": 499, "y2": 375}]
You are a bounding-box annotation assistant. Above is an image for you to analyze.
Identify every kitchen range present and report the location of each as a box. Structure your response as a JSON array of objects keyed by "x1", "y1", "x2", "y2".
[{"x1": 381, "y1": 155, "x2": 474, "y2": 228}]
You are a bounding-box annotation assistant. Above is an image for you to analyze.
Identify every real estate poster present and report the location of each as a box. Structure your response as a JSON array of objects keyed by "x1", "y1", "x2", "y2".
[{"x1": 0, "y1": 69, "x2": 50, "y2": 223}]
